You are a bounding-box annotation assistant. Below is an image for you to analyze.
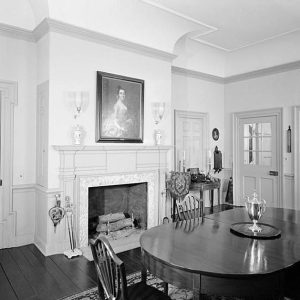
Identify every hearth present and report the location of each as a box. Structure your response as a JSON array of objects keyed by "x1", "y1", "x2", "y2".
[{"x1": 88, "y1": 182, "x2": 147, "y2": 242}]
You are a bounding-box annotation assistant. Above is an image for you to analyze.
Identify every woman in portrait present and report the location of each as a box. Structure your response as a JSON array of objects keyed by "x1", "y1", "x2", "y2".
[{"x1": 103, "y1": 86, "x2": 133, "y2": 137}]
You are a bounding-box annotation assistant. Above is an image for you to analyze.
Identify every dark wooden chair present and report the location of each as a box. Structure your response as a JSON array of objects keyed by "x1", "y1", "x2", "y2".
[
  {"x1": 166, "y1": 171, "x2": 191, "y2": 222},
  {"x1": 176, "y1": 194, "x2": 203, "y2": 221},
  {"x1": 89, "y1": 236, "x2": 171, "y2": 300}
]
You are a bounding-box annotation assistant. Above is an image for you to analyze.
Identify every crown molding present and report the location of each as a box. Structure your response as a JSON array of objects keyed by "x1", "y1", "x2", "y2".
[
  {"x1": 2, "y1": 19, "x2": 300, "y2": 81},
  {"x1": 225, "y1": 60, "x2": 300, "y2": 83},
  {"x1": 172, "y1": 66, "x2": 225, "y2": 84},
  {"x1": 173, "y1": 60, "x2": 300, "y2": 84},
  {"x1": 33, "y1": 18, "x2": 176, "y2": 62},
  {"x1": 0, "y1": 22, "x2": 35, "y2": 42}
]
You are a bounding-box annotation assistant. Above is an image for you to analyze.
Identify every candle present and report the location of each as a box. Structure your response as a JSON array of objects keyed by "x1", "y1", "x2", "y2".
[
  {"x1": 75, "y1": 92, "x2": 82, "y2": 109},
  {"x1": 208, "y1": 150, "x2": 212, "y2": 160},
  {"x1": 183, "y1": 150, "x2": 186, "y2": 160}
]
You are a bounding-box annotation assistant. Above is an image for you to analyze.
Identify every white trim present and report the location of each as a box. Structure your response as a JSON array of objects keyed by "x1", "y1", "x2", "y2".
[
  {"x1": 172, "y1": 66, "x2": 224, "y2": 84},
  {"x1": 0, "y1": 80, "x2": 18, "y2": 248},
  {"x1": 294, "y1": 106, "x2": 300, "y2": 210},
  {"x1": 33, "y1": 18, "x2": 176, "y2": 62},
  {"x1": 233, "y1": 108, "x2": 283, "y2": 207},
  {"x1": 225, "y1": 61, "x2": 300, "y2": 83},
  {"x1": 0, "y1": 22, "x2": 34, "y2": 42},
  {"x1": 0, "y1": 19, "x2": 176, "y2": 62},
  {"x1": 172, "y1": 62, "x2": 300, "y2": 84},
  {"x1": 2, "y1": 19, "x2": 300, "y2": 79},
  {"x1": 141, "y1": 0, "x2": 217, "y2": 31}
]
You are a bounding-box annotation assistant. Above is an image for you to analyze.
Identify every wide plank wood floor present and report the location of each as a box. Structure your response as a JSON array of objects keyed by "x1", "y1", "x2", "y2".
[{"x1": 0, "y1": 204, "x2": 235, "y2": 300}]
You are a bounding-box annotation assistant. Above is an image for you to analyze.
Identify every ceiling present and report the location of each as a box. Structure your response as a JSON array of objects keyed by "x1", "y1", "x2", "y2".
[
  {"x1": 1, "y1": 0, "x2": 300, "y2": 53},
  {"x1": 1, "y1": 0, "x2": 300, "y2": 76},
  {"x1": 142, "y1": 0, "x2": 300, "y2": 52}
]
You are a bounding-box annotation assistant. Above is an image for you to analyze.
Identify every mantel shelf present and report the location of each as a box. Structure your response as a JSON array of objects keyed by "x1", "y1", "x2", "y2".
[{"x1": 53, "y1": 145, "x2": 173, "y2": 152}]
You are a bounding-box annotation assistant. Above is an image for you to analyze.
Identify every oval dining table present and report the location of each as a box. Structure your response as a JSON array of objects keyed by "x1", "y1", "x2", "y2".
[{"x1": 140, "y1": 207, "x2": 300, "y2": 299}]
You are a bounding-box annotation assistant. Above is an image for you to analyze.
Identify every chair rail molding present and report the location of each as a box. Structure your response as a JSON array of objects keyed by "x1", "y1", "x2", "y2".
[{"x1": 0, "y1": 80, "x2": 18, "y2": 248}]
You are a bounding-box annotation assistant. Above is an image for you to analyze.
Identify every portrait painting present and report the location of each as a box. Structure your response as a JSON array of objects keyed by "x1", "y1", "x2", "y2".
[{"x1": 96, "y1": 71, "x2": 144, "y2": 143}]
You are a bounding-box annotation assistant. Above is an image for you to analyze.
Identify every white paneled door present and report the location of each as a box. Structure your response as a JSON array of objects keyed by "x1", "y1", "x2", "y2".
[
  {"x1": 0, "y1": 81, "x2": 17, "y2": 249},
  {"x1": 237, "y1": 114, "x2": 281, "y2": 207},
  {"x1": 174, "y1": 110, "x2": 208, "y2": 172}
]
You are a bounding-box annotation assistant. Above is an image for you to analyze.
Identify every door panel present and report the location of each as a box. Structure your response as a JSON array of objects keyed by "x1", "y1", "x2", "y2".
[
  {"x1": 239, "y1": 115, "x2": 279, "y2": 207},
  {"x1": 175, "y1": 110, "x2": 207, "y2": 172}
]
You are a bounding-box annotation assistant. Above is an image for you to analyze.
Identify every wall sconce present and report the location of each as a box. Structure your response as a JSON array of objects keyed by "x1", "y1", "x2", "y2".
[
  {"x1": 74, "y1": 92, "x2": 83, "y2": 119},
  {"x1": 151, "y1": 102, "x2": 165, "y2": 145},
  {"x1": 287, "y1": 125, "x2": 291, "y2": 153},
  {"x1": 69, "y1": 91, "x2": 88, "y2": 145}
]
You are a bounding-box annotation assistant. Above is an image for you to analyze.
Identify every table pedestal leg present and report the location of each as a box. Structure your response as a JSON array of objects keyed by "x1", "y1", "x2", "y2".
[
  {"x1": 192, "y1": 274, "x2": 202, "y2": 300},
  {"x1": 141, "y1": 251, "x2": 147, "y2": 284}
]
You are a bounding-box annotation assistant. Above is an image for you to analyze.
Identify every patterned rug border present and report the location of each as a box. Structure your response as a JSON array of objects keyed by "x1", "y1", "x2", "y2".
[
  {"x1": 59, "y1": 271, "x2": 193, "y2": 300},
  {"x1": 59, "y1": 286, "x2": 98, "y2": 300},
  {"x1": 59, "y1": 271, "x2": 291, "y2": 300}
]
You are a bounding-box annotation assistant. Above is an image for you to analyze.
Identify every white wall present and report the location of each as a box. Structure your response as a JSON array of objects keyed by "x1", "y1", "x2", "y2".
[
  {"x1": 224, "y1": 69, "x2": 300, "y2": 207},
  {"x1": 47, "y1": 32, "x2": 172, "y2": 188},
  {"x1": 172, "y1": 72, "x2": 225, "y2": 165},
  {"x1": 224, "y1": 69, "x2": 300, "y2": 169},
  {"x1": 225, "y1": 31, "x2": 300, "y2": 77},
  {"x1": 0, "y1": 35, "x2": 37, "y2": 185},
  {"x1": 0, "y1": 35, "x2": 37, "y2": 247},
  {"x1": 173, "y1": 37, "x2": 226, "y2": 78}
]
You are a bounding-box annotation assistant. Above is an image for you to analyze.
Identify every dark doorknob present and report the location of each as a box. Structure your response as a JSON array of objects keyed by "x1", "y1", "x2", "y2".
[{"x1": 269, "y1": 171, "x2": 278, "y2": 176}]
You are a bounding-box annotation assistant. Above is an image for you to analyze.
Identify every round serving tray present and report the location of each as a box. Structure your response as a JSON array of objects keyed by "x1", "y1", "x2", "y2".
[{"x1": 230, "y1": 222, "x2": 281, "y2": 239}]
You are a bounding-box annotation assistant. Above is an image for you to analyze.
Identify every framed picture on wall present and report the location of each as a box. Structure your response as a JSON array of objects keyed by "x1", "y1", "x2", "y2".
[
  {"x1": 212, "y1": 128, "x2": 219, "y2": 141},
  {"x1": 96, "y1": 71, "x2": 144, "y2": 143}
]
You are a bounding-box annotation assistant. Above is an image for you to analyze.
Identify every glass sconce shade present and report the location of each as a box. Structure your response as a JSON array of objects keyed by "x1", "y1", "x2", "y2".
[{"x1": 152, "y1": 102, "x2": 165, "y2": 125}]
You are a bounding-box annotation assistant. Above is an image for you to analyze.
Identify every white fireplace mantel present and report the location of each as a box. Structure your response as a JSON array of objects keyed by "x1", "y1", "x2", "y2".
[
  {"x1": 53, "y1": 145, "x2": 172, "y2": 176},
  {"x1": 51, "y1": 144, "x2": 171, "y2": 254}
]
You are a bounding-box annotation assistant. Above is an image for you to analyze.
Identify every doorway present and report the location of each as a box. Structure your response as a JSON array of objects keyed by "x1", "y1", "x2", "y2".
[
  {"x1": 0, "y1": 81, "x2": 17, "y2": 248},
  {"x1": 233, "y1": 108, "x2": 283, "y2": 207},
  {"x1": 174, "y1": 110, "x2": 208, "y2": 172}
]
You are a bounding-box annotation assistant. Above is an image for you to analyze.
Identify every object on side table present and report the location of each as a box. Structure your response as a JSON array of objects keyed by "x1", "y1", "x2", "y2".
[
  {"x1": 287, "y1": 125, "x2": 292, "y2": 153},
  {"x1": 213, "y1": 146, "x2": 222, "y2": 173},
  {"x1": 48, "y1": 194, "x2": 65, "y2": 233},
  {"x1": 64, "y1": 196, "x2": 82, "y2": 259},
  {"x1": 188, "y1": 168, "x2": 200, "y2": 182}
]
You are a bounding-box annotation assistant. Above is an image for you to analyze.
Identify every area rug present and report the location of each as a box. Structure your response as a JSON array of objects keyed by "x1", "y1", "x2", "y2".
[{"x1": 60, "y1": 272, "x2": 243, "y2": 300}]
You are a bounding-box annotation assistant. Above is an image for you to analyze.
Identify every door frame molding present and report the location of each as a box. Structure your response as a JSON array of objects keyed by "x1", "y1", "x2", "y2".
[
  {"x1": 0, "y1": 80, "x2": 18, "y2": 248},
  {"x1": 294, "y1": 106, "x2": 300, "y2": 210},
  {"x1": 233, "y1": 107, "x2": 283, "y2": 206},
  {"x1": 174, "y1": 110, "x2": 208, "y2": 171}
]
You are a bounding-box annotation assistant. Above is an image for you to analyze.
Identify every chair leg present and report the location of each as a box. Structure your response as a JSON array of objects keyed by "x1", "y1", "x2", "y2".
[
  {"x1": 163, "y1": 282, "x2": 168, "y2": 294},
  {"x1": 97, "y1": 278, "x2": 105, "y2": 300},
  {"x1": 201, "y1": 201, "x2": 204, "y2": 217}
]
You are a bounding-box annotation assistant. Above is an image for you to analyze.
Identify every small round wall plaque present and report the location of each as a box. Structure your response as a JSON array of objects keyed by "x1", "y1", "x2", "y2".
[{"x1": 212, "y1": 128, "x2": 219, "y2": 141}]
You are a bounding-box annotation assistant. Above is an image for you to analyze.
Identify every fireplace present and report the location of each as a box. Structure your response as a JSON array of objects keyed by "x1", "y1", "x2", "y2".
[
  {"x1": 52, "y1": 145, "x2": 170, "y2": 257},
  {"x1": 88, "y1": 182, "x2": 147, "y2": 241},
  {"x1": 78, "y1": 171, "x2": 159, "y2": 255}
]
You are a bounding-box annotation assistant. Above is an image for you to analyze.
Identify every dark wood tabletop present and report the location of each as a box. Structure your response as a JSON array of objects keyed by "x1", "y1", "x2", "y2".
[{"x1": 140, "y1": 207, "x2": 300, "y2": 298}]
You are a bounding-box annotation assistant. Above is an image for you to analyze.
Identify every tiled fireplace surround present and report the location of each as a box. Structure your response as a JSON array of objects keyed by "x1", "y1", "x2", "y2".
[{"x1": 53, "y1": 145, "x2": 170, "y2": 255}]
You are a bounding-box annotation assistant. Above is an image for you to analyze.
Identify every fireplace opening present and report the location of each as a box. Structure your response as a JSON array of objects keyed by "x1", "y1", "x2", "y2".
[{"x1": 88, "y1": 182, "x2": 147, "y2": 241}]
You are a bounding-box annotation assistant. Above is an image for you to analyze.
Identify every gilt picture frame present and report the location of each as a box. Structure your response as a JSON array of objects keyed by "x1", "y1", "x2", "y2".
[{"x1": 96, "y1": 71, "x2": 144, "y2": 143}]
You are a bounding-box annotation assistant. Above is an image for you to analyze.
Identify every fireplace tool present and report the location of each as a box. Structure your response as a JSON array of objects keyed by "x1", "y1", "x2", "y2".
[{"x1": 64, "y1": 196, "x2": 82, "y2": 259}]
